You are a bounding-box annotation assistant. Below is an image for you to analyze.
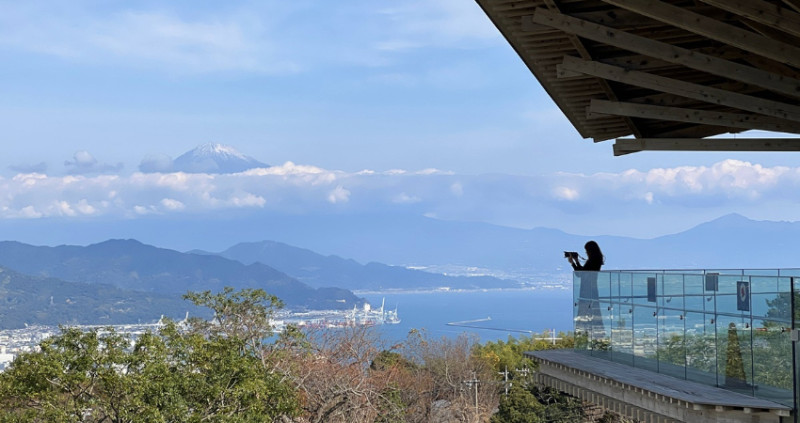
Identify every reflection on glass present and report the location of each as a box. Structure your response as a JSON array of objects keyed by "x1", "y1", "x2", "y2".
[{"x1": 573, "y1": 270, "x2": 796, "y2": 407}]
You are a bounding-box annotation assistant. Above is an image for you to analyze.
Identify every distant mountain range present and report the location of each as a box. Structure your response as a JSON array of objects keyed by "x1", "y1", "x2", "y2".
[
  {"x1": 2, "y1": 213, "x2": 796, "y2": 280},
  {"x1": 0, "y1": 213, "x2": 798, "y2": 329},
  {"x1": 226, "y1": 213, "x2": 797, "y2": 276},
  {"x1": 209, "y1": 240, "x2": 519, "y2": 291}
]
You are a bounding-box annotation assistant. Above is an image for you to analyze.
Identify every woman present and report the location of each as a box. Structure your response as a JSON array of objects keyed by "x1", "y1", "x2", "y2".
[
  {"x1": 567, "y1": 240, "x2": 604, "y2": 271},
  {"x1": 568, "y1": 240, "x2": 605, "y2": 346}
]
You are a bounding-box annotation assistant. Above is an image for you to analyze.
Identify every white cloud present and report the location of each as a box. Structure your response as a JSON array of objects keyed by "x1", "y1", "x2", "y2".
[
  {"x1": 0, "y1": 0, "x2": 498, "y2": 76},
  {"x1": 450, "y1": 183, "x2": 463, "y2": 197},
  {"x1": 64, "y1": 150, "x2": 123, "y2": 175},
  {"x1": 392, "y1": 193, "x2": 421, "y2": 204},
  {"x1": 160, "y1": 198, "x2": 185, "y2": 211},
  {"x1": 553, "y1": 186, "x2": 579, "y2": 201},
  {"x1": 139, "y1": 154, "x2": 174, "y2": 173},
  {"x1": 0, "y1": 2, "x2": 300, "y2": 74},
  {"x1": 2, "y1": 160, "x2": 800, "y2": 240},
  {"x1": 327, "y1": 186, "x2": 351, "y2": 204}
]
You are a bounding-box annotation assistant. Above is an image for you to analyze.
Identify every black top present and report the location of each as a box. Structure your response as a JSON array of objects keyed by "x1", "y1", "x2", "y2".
[{"x1": 572, "y1": 256, "x2": 602, "y2": 271}]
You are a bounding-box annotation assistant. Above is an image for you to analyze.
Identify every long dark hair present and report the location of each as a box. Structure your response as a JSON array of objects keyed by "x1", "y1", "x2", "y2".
[{"x1": 584, "y1": 240, "x2": 604, "y2": 265}]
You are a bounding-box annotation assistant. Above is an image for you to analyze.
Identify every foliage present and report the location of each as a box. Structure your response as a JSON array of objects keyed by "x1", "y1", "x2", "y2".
[
  {"x1": 0, "y1": 288, "x2": 589, "y2": 423},
  {"x1": 475, "y1": 331, "x2": 574, "y2": 381},
  {"x1": 491, "y1": 385, "x2": 583, "y2": 423},
  {"x1": 0, "y1": 287, "x2": 300, "y2": 422}
]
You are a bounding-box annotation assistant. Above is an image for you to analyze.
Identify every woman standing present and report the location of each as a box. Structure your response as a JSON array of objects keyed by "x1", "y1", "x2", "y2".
[{"x1": 567, "y1": 240, "x2": 604, "y2": 271}]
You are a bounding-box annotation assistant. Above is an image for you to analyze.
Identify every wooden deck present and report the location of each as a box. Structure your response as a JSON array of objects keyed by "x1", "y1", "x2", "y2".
[{"x1": 527, "y1": 349, "x2": 791, "y2": 422}]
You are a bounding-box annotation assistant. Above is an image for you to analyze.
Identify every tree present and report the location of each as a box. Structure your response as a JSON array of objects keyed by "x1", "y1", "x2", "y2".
[
  {"x1": 491, "y1": 385, "x2": 583, "y2": 423},
  {"x1": 0, "y1": 287, "x2": 301, "y2": 422}
]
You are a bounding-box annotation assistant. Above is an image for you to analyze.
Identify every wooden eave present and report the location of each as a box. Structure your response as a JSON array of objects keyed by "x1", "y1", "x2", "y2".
[{"x1": 476, "y1": 0, "x2": 800, "y2": 155}]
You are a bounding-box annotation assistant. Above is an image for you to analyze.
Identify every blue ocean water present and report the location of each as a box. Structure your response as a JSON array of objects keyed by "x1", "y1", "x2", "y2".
[{"x1": 360, "y1": 288, "x2": 573, "y2": 344}]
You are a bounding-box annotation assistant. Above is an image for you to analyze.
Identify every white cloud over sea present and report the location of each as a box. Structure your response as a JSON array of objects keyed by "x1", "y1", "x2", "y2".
[{"x1": 2, "y1": 159, "x2": 800, "y2": 237}]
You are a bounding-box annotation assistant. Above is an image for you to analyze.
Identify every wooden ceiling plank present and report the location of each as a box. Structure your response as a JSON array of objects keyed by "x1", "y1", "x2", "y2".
[
  {"x1": 558, "y1": 55, "x2": 800, "y2": 122},
  {"x1": 602, "y1": 0, "x2": 800, "y2": 69},
  {"x1": 588, "y1": 99, "x2": 800, "y2": 133},
  {"x1": 785, "y1": 0, "x2": 800, "y2": 14},
  {"x1": 696, "y1": 0, "x2": 800, "y2": 39},
  {"x1": 613, "y1": 137, "x2": 800, "y2": 155},
  {"x1": 542, "y1": 0, "x2": 643, "y2": 138},
  {"x1": 531, "y1": 7, "x2": 800, "y2": 99}
]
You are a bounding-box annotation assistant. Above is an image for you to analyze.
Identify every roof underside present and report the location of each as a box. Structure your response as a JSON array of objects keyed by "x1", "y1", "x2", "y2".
[{"x1": 476, "y1": 0, "x2": 800, "y2": 155}]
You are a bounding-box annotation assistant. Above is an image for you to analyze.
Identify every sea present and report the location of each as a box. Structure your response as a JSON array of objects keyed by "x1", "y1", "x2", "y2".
[{"x1": 358, "y1": 287, "x2": 573, "y2": 345}]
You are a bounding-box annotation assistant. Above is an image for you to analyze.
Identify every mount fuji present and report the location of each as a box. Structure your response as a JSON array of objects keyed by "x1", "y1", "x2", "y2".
[{"x1": 172, "y1": 143, "x2": 269, "y2": 173}]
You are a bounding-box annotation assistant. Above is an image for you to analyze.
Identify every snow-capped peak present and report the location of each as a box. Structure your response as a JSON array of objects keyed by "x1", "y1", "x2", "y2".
[
  {"x1": 172, "y1": 143, "x2": 269, "y2": 174},
  {"x1": 191, "y1": 143, "x2": 248, "y2": 160}
]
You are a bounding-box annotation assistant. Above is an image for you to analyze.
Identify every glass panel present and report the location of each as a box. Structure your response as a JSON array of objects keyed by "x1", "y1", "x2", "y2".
[
  {"x1": 597, "y1": 271, "x2": 611, "y2": 301},
  {"x1": 778, "y1": 276, "x2": 791, "y2": 293},
  {"x1": 685, "y1": 312, "x2": 717, "y2": 386},
  {"x1": 685, "y1": 273, "x2": 704, "y2": 295},
  {"x1": 717, "y1": 275, "x2": 740, "y2": 295},
  {"x1": 658, "y1": 308, "x2": 686, "y2": 379},
  {"x1": 792, "y1": 277, "x2": 800, "y2": 414},
  {"x1": 715, "y1": 294, "x2": 741, "y2": 317},
  {"x1": 593, "y1": 299, "x2": 612, "y2": 359},
  {"x1": 751, "y1": 319, "x2": 793, "y2": 406},
  {"x1": 618, "y1": 272, "x2": 633, "y2": 302},
  {"x1": 752, "y1": 292, "x2": 790, "y2": 322},
  {"x1": 574, "y1": 272, "x2": 590, "y2": 351},
  {"x1": 632, "y1": 273, "x2": 656, "y2": 305},
  {"x1": 632, "y1": 304, "x2": 658, "y2": 372},
  {"x1": 716, "y1": 316, "x2": 754, "y2": 396},
  {"x1": 660, "y1": 274, "x2": 684, "y2": 310},
  {"x1": 612, "y1": 302, "x2": 634, "y2": 366},
  {"x1": 683, "y1": 295, "x2": 707, "y2": 313},
  {"x1": 574, "y1": 270, "x2": 797, "y2": 405},
  {"x1": 751, "y1": 276, "x2": 778, "y2": 294},
  {"x1": 745, "y1": 269, "x2": 780, "y2": 277},
  {"x1": 779, "y1": 269, "x2": 800, "y2": 277}
]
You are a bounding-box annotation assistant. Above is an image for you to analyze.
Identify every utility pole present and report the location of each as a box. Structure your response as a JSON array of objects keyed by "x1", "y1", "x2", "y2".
[
  {"x1": 462, "y1": 371, "x2": 480, "y2": 421},
  {"x1": 498, "y1": 366, "x2": 510, "y2": 395}
]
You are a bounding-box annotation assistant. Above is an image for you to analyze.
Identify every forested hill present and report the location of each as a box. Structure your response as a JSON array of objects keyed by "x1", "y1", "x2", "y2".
[
  {"x1": 0, "y1": 266, "x2": 203, "y2": 329},
  {"x1": 0, "y1": 239, "x2": 363, "y2": 311}
]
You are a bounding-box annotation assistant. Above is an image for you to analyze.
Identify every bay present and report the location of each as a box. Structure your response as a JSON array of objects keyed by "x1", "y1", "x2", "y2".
[{"x1": 359, "y1": 287, "x2": 573, "y2": 344}]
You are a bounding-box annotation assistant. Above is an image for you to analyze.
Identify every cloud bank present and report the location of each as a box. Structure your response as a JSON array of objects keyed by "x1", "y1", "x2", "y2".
[{"x1": 2, "y1": 160, "x2": 800, "y2": 238}]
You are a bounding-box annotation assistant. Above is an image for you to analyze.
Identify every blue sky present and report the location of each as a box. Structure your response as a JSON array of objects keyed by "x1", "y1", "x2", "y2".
[{"x1": 1, "y1": 0, "x2": 799, "y2": 241}]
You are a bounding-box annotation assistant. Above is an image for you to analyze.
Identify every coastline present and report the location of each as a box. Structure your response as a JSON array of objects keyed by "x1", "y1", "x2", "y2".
[{"x1": 353, "y1": 284, "x2": 570, "y2": 296}]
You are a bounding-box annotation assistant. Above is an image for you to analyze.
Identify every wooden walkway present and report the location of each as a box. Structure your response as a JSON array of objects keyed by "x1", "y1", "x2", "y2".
[{"x1": 527, "y1": 349, "x2": 791, "y2": 422}]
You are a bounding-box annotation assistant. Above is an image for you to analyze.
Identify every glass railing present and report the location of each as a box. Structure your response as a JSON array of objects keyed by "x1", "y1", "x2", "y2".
[{"x1": 573, "y1": 270, "x2": 797, "y2": 407}]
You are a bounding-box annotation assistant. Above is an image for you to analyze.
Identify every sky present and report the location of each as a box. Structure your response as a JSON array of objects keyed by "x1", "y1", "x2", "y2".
[{"x1": 1, "y1": 0, "x2": 799, "y2": 243}]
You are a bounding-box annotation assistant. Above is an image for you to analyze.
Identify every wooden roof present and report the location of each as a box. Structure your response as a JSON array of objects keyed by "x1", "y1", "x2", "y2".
[{"x1": 475, "y1": 0, "x2": 800, "y2": 155}]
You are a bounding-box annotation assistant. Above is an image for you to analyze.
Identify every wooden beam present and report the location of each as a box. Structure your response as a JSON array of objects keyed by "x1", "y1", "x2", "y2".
[
  {"x1": 602, "y1": 0, "x2": 800, "y2": 69},
  {"x1": 696, "y1": 0, "x2": 800, "y2": 39},
  {"x1": 613, "y1": 137, "x2": 800, "y2": 155},
  {"x1": 588, "y1": 99, "x2": 800, "y2": 134},
  {"x1": 785, "y1": 0, "x2": 800, "y2": 14},
  {"x1": 531, "y1": 8, "x2": 800, "y2": 99},
  {"x1": 558, "y1": 55, "x2": 800, "y2": 122},
  {"x1": 541, "y1": 0, "x2": 642, "y2": 138}
]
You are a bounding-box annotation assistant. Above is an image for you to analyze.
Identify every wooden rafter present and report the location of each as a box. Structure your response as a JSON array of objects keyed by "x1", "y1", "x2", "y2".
[
  {"x1": 558, "y1": 55, "x2": 800, "y2": 123},
  {"x1": 696, "y1": 0, "x2": 800, "y2": 39},
  {"x1": 588, "y1": 99, "x2": 800, "y2": 134},
  {"x1": 614, "y1": 137, "x2": 800, "y2": 155},
  {"x1": 531, "y1": 7, "x2": 800, "y2": 99},
  {"x1": 541, "y1": 0, "x2": 642, "y2": 139},
  {"x1": 476, "y1": 0, "x2": 800, "y2": 154},
  {"x1": 602, "y1": 0, "x2": 800, "y2": 69}
]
